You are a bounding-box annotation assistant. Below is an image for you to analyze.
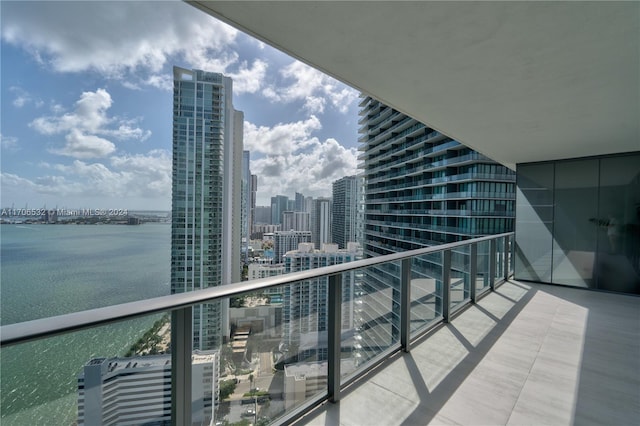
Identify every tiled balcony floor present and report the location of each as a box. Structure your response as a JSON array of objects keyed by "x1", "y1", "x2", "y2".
[{"x1": 298, "y1": 281, "x2": 640, "y2": 426}]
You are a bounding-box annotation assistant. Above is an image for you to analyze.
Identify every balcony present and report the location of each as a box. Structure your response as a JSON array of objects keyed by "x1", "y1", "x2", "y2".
[
  {"x1": 2, "y1": 232, "x2": 638, "y2": 425},
  {"x1": 298, "y1": 279, "x2": 639, "y2": 426}
]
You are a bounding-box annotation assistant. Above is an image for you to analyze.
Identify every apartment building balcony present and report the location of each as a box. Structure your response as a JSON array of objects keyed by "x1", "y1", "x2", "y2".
[{"x1": 2, "y1": 232, "x2": 637, "y2": 425}]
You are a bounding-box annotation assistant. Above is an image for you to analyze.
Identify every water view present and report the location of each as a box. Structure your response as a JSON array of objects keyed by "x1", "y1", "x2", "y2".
[{"x1": 0, "y1": 223, "x2": 171, "y2": 425}]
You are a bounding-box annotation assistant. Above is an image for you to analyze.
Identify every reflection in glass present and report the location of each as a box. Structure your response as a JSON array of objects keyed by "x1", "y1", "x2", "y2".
[
  {"x1": 596, "y1": 154, "x2": 640, "y2": 294},
  {"x1": 450, "y1": 245, "x2": 471, "y2": 312},
  {"x1": 410, "y1": 252, "x2": 443, "y2": 336},
  {"x1": 552, "y1": 159, "x2": 598, "y2": 287},
  {"x1": 1, "y1": 313, "x2": 169, "y2": 426},
  {"x1": 515, "y1": 163, "x2": 554, "y2": 282},
  {"x1": 476, "y1": 240, "x2": 491, "y2": 293}
]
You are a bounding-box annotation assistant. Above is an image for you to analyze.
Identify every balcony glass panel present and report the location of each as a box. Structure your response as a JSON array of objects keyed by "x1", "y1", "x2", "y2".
[
  {"x1": 494, "y1": 237, "x2": 505, "y2": 286},
  {"x1": 1, "y1": 311, "x2": 172, "y2": 426},
  {"x1": 409, "y1": 252, "x2": 443, "y2": 337},
  {"x1": 476, "y1": 240, "x2": 491, "y2": 294},
  {"x1": 507, "y1": 235, "x2": 515, "y2": 276},
  {"x1": 345, "y1": 261, "x2": 401, "y2": 376},
  {"x1": 450, "y1": 246, "x2": 471, "y2": 312},
  {"x1": 241, "y1": 280, "x2": 326, "y2": 424}
]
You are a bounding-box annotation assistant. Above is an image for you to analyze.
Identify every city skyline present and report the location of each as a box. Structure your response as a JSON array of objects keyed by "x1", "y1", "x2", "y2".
[{"x1": 0, "y1": 1, "x2": 360, "y2": 210}]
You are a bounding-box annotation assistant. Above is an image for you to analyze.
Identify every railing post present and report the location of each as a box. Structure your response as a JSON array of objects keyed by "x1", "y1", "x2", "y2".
[
  {"x1": 171, "y1": 306, "x2": 192, "y2": 426},
  {"x1": 489, "y1": 239, "x2": 497, "y2": 291},
  {"x1": 400, "y1": 258, "x2": 411, "y2": 353},
  {"x1": 442, "y1": 250, "x2": 451, "y2": 323},
  {"x1": 503, "y1": 235, "x2": 510, "y2": 280},
  {"x1": 328, "y1": 274, "x2": 342, "y2": 403},
  {"x1": 469, "y1": 243, "x2": 477, "y2": 303}
]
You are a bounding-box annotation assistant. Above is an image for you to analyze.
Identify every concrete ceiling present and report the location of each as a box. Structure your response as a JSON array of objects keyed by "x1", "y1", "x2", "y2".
[{"x1": 190, "y1": 1, "x2": 640, "y2": 169}]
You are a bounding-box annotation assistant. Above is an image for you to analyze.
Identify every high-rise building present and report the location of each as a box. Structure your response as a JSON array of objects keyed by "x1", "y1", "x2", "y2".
[
  {"x1": 355, "y1": 174, "x2": 366, "y2": 249},
  {"x1": 242, "y1": 151, "x2": 252, "y2": 263},
  {"x1": 294, "y1": 192, "x2": 305, "y2": 212},
  {"x1": 282, "y1": 211, "x2": 311, "y2": 232},
  {"x1": 271, "y1": 195, "x2": 289, "y2": 225},
  {"x1": 77, "y1": 351, "x2": 218, "y2": 426},
  {"x1": 359, "y1": 97, "x2": 515, "y2": 251},
  {"x1": 332, "y1": 175, "x2": 359, "y2": 249},
  {"x1": 171, "y1": 66, "x2": 243, "y2": 350},
  {"x1": 357, "y1": 96, "x2": 516, "y2": 354},
  {"x1": 250, "y1": 174, "x2": 257, "y2": 235},
  {"x1": 273, "y1": 230, "x2": 312, "y2": 264},
  {"x1": 282, "y1": 243, "x2": 359, "y2": 359},
  {"x1": 253, "y1": 206, "x2": 271, "y2": 225},
  {"x1": 304, "y1": 196, "x2": 314, "y2": 214},
  {"x1": 311, "y1": 197, "x2": 332, "y2": 250}
]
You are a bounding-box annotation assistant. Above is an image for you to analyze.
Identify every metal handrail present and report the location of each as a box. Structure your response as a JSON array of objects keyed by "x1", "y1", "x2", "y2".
[{"x1": 0, "y1": 232, "x2": 513, "y2": 347}]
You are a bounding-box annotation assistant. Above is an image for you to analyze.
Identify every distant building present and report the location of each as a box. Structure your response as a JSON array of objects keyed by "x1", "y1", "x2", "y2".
[
  {"x1": 248, "y1": 263, "x2": 285, "y2": 280},
  {"x1": 229, "y1": 305, "x2": 283, "y2": 339},
  {"x1": 273, "y1": 231, "x2": 312, "y2": 264},
  {"x1": 332, "y1": 175, "x2": 359, "y2": 249},
  {"x1": 282, "y1": 243, "x2": 360, "y2": 358},
  {"x1": 171, "y1": 66, "x2": 243, "y2": 350},
  {"x1": 77, "y1": 351, "x2": 218, "y2": 426},
  {"x1": 282, "y1": 211, "x2": 311, "y2": 232},
  {"x1": 294, "y1": 192, "x2": 305, "y2": 212},
  {"x1": 252, "y1": 224, "x2": 281, "y2": 240},
  {"x1": 250, "y1": 175, "x2": 257, "y2": 234},
  {"x1": 310, "y1": 197, "x2": 332, "y2": 250},
  {"x1": 283, "y1": 359, "x2": 356, "y2": 410},
  {"x1": 242, "y1": 151, "x2": 253, "y2": 263},
  {"x1": 253, "y1": 206, "x2": 271, "y2": 225},
  {"x1": 271, "y1": 195, "x2": 289, "y2": 225}
]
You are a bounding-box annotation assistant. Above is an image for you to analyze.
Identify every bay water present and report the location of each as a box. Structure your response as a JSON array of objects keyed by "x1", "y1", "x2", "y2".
[{"x1": 0, "y1": 223, "x2": 171, "y2": 425}]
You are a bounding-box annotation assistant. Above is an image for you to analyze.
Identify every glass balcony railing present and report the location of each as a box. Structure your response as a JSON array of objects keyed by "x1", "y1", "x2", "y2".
[{"x1": 1, "y1": 233, "x2": 514, "y2": 426}]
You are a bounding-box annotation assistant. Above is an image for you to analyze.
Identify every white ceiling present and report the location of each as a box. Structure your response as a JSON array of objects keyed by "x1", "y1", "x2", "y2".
[{"x1": 190, "y1": 1, "x2": 640, "y2": 169}]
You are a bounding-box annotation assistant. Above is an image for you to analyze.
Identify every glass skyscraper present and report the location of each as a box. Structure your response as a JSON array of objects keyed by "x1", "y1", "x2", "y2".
[
  {"x1": 332, "y1": 175, "x2": 359, "y2": 249},
  {"x1": 357, "y1": 95, "x2": 516, "y2": 356},
  {"x1": 171, "y1": 66, "x2": 243, "y2": 350}
]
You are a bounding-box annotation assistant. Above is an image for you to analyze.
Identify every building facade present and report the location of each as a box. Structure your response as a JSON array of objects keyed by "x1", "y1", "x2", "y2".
[
  {"x1": 171, "y1": 66, "x2": 242, "y2": 350},
  {"x1": 311, "y1": 197, "x2": 332, "y2": 250},
  {"x1": 282, "y1": 243, "x2": 359, "y2": 360},
  {"x1": 273, "y1": 231, "x2": 312, "y2": 264},
  {"x1": 77, "y1": 351, "x2": 218, "y2": 426},
  {"x1": 357, "y1": 96, "x2": 516, "y2": 355},
  {"x1": 271, "y1": 195, "x2": 289, "y2": 225},
  {"x1": 241, "y1": 150, "x2": 252, "y2": 263},
  {"x1": 282, "y1": 211, "x2": 311, "y2": 232},
  {"x1": 332, "y1": 175, "x2": 359, "y2": 249}
]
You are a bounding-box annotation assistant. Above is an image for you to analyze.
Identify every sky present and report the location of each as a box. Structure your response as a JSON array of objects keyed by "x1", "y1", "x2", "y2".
[{"x1": 0, "y1": 1, "x2": 361, "y2": 211}]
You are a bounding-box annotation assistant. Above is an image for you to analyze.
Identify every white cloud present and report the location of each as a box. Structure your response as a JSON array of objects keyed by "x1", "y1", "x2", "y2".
[
  {"x1": 262, "y1": 61, "x2": 358, "y2": 114},
  {"x1": 252, "y1": 138, "x2": 358, "y2": 205},
  {"x1": 9, "y1": 86, "x2": 42, "y2": 108},
  {"x1": 244, "y1": 116, "x2": 322, "y2": 156},
  {"x1": 30, "y1": 88, "x2": 151, "y2": 159},
  {"x1": 243, "y1": 117, "x2": 357, "y2": 204},
  {"x1": 1, "y1": 133, "x2": 19, "y2": 151},
  {"x1": 1, "y1": 2, "x2": 268, "y2": 94},
  {"x1": 49, "y1": 129, "x2": 116, "y2": 159},
  {"x1": 227, "y1": 59, "x2": 269, "y2": 94},
  {"x1": 1, "y1": 150, "x2": 172, "y2": 209}
]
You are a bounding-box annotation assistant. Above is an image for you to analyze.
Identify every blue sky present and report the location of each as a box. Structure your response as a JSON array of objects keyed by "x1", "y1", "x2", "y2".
[{"x1": 0, "y1": 1, "x2": 360, "y2": 210}]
